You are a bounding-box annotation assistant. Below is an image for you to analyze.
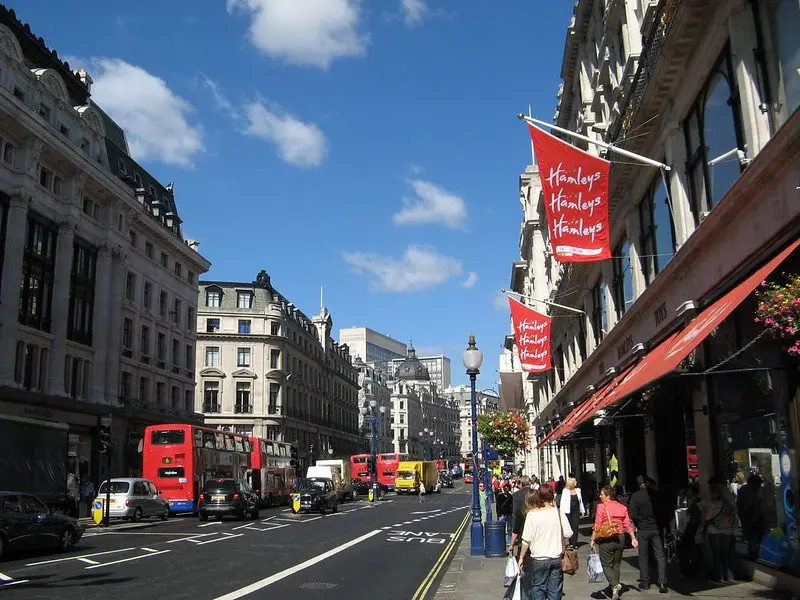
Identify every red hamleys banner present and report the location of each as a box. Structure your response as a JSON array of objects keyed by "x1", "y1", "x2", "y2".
[
  {"x1": 528, "y1": 124, "x2": 611, "y2": 262},
  {"x1": 508, "y1": 297, "x2": 552, "y2": 372}
]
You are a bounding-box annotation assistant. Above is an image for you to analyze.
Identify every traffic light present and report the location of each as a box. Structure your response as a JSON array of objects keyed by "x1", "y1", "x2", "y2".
[
  {"x1": 99, "y1": 423, "x2": 112, "y2": 454},
  {"x1": 289, "y1": 444, "x2": 298, "y2": 468}
]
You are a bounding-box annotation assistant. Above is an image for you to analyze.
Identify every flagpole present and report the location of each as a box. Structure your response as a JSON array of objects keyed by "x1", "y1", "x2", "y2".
[
  {"x1": 502, "y1": 289, "x2": 585, "y2": 315},
  {"x1": 517, "y1": 114, "x2": 670, "y2": 171}
]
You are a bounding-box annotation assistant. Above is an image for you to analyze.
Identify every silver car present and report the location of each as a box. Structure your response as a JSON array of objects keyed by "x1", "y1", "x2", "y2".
[{"x1": 95, "y1": 478, "x2": 169, "y2": 522}]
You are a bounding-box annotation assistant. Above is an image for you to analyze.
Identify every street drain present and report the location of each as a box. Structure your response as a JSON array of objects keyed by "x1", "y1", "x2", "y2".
[{"x1": 299, "y1": 582, "x2": 338, "y2": 591}]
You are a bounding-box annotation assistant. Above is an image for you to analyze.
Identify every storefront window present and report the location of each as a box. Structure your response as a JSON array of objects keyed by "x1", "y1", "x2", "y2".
[{"x1": 706, "y1": 297, "x2": 799, "y2": 573}]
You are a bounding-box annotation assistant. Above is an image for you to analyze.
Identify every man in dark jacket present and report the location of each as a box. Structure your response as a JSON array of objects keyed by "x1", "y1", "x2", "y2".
[
  {"x1": 507, "y1": 476, "x2": 532, "y2": 552},
  {"x1": 629, "y1": 475, "x2": 668, "y2": 593}
]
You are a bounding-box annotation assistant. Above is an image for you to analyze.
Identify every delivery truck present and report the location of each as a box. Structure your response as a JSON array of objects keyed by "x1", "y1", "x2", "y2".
[
  {"x1": 394, "y1": 460, "x2": 440, "y2": 494},
  {"x1": 310, "y1": 459, "x2": 355, "y2": 501},
  {"x1": 0, "y1": 414, "x2": 70, "y2": 507}
]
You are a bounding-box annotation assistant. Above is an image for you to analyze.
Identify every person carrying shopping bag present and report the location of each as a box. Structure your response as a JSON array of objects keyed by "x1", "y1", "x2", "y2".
[
  {"x1": 517, "y1": 484, "x2": 573, "y2": 600},
  {"x1": 590, "y1": 486, "x2": 638, "y2": 600}
]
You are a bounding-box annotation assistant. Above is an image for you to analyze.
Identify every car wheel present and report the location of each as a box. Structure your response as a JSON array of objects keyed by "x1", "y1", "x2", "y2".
[
  {"x1": 131, "y1": 507, "x2": 143, "y2": 522},
  {"x1": 160, "y1": 510, "x2": 169, "y2": 521},
  {"x1": 199, "y1": 513, "x2": 208, "y2": 522},
  {"x1": 59, "y1": 527, "x2": 76, "y2": 551},
  {"x1": 319, "y1": 504, "x2": 326, "y2": 516},
  {"x1": 250, "y1": 506, "x2": 259, "y2": 519},
  {"x1": 332, "y1": 502, "x2": 338, "y2": 513}
]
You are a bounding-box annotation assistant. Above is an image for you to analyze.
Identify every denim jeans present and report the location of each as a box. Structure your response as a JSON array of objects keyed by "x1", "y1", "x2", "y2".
[
  {"x1": 521, "y1": 556, "x2": 563, "y2": 600},
  {"x1": 499, "y1": 515, "x2": 512, "y2": 544},
  {"x1": 707, "y1": 533, "x2": 735, "y2": 581}
]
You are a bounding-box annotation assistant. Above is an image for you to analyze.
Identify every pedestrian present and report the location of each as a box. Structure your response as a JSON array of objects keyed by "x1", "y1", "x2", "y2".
[
  {"x1": 508, "y1": 475, "x2": 533, "y2": 551},
  {"x1": 628, "y1": 475, "x2": 668, "y2": 592},
  {"x1": 702, "y1": 477, "x2": 736, "y2": 582},
  {"x1": 478, "y1": 481, "x2": 488, "y2": 523},
  {"x1": 559, "y1": 476, "x2": 585, "y2": 549},
  {"x1": 590, "y1": 486, "x2": 638, "y2": 600},
  {"x1": 496, "y1": 483, "x2": 514, "y2": 544},
  {"x1": 66, "y1": 471, "x2": 80, "y2": 518},
  {"x1": 81, "y1": 478, "x2": 96, "y2": 517},
  {"x1": 736, "y1": 474, "x2": 765, "y2": 560},
  {"x1": 517, "y1": 484, "x2": 573, "y2": 600},
  {"x1": 418, "y1": 480, "x2": 426, "y2": 503}
]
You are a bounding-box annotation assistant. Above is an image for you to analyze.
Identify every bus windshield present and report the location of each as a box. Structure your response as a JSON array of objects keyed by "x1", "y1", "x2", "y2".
[{"x1": 151, "y1": 430, "x2": 185, "y2": 445}]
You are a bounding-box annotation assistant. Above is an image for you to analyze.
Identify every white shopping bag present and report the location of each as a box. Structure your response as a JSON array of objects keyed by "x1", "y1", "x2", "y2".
[
  {"x1": 503, "y1": 574, "x2": 522, "y2": 600},
  {"x1": 503, "y1": 554, "x2": 520, "y2": 587},
  {"x1": 587, "y1": 551, "x2": 604, "y2": 583}
]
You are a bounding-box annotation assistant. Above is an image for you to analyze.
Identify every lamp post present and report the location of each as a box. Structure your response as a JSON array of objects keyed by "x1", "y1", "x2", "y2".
[
  {"x1": 360, "y1": 400, "x2": 387, "y2": 502},
  {"x1": 462, "y1": 334, "x2": 484, "y2": 556},
  {"x1": 419, "y1": 428, "x2": 433, "y2": 460}
]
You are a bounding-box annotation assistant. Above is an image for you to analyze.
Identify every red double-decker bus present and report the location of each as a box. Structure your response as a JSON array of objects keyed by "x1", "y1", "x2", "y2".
[
  {"x1": 143, "y1": 424, "x2": 251, "y2": 513},
  {"x1": 377, "y1": 452, "x2": 410, "y2": 490},
  {"x1": 350, "y1": 454, "x2": 373, "y2": 484},
  {"x1": 249, "y1": 437, "x2": 295, "y2": 506}
]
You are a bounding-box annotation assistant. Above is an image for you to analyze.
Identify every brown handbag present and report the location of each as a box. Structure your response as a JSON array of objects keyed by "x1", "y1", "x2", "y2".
[
  {"x1": 559, "y1": 510, "x2": 579, "y2": 575},
  {"x1": 593, "y1": 504, "x2": 621, "y2": 542}
]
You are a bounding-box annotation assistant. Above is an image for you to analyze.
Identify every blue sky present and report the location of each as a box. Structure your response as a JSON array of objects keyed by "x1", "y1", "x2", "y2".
[{"x1": 10, "y1": 0, "x2": 573, "y2": 385}]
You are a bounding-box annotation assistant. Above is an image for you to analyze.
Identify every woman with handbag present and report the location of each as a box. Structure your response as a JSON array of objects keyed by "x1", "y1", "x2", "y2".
[
  {"x1": 517, "y1": 484, "x2": 574, "y2": 600},
  {"x1": 558, "y1": 477, "x2": 586, "y2": 548},
  {"x1": 590, "y1": 486, "x2": 638, "y2": 600}
]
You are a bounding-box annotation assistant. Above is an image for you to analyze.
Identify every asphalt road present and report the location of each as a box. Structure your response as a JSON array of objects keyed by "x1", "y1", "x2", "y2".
[{"x1": 0, "y1": 486, "x2": 471, "y2": 600}]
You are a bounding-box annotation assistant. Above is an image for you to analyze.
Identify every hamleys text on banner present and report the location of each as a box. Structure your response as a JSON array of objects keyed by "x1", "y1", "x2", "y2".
[
  {"x1": 528, "y1": 124, "x2": 611, "y2": 262},
  {"x1": 508, "y1": 297, "x2": 552, "y2": 373}
]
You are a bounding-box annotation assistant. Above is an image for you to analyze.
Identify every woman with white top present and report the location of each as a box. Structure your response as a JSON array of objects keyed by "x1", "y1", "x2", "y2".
[
  {"x1": 559, "y1": 477, "x2": 586, "y2": 548},
  {"x1": 517, "y1": 484, "x2": 573, "y2": 600}
]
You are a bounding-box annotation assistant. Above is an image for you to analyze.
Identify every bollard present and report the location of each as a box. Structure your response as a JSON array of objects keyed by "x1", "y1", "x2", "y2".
[{"x1": 484, "y1": 520, "x2": 507, "y2": 557}]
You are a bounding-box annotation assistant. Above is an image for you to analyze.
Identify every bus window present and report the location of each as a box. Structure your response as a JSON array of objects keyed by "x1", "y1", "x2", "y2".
[{"x1": 151, "y1": 430, "x2": 185, "y2": 445}]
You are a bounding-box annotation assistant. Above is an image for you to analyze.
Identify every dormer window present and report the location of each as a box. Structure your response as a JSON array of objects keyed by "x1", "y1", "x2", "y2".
[
  {"x1": 206, "y1": 288, "x2": 221, "y2": 308},
  {"x1": 237, "y1": 291, "x2": 253, "y2": 309}
]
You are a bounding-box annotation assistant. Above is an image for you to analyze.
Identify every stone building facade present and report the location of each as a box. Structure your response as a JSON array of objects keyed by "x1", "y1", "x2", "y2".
[
  {"x1": 0, "y1": 6, "x2": 210, "y2": 483},
  {"x1": 196, "y1": 271, "x2": 361, "y2": 463}
]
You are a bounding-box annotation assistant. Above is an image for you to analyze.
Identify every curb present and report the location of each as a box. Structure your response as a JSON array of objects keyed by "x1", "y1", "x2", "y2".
[{"x1": 80, "y1": 520, "x2": 163, "y2": 532}]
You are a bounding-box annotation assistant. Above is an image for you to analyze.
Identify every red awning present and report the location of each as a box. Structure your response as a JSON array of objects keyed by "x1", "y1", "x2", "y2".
[
  {"x1": 591, "y1": 237, "x2": 799, "y2": 416},
  {"x1": 539, "y1": 236, "x2": 798, "y2": 447}
]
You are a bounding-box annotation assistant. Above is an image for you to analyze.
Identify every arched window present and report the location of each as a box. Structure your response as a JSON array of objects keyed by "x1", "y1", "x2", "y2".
[{"x1": 684, "y1": 46, "x2": 745, "y2": 223}]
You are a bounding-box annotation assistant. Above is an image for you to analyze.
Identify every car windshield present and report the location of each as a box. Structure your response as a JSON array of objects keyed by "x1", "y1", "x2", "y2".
[
  {"x1": 99, "y1": 481, "x2": 130, "y2": 494},
  {"x1": 298, "y1": 479, "x2": 326, "y2": 492},
  {"x1": 396, "y1": 470, "x2": 416, "y2": 480},
  {"x1": 203, "y1": 480, "x2": 236, "y2": 493}
]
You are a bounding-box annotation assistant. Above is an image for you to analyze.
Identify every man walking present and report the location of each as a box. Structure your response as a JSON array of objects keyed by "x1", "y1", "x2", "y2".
[
  {"x1": 507, "y1": 475, "x2": 532, "y2": 551},
  {"x1": 629, "y1": 475, "x2": 668, "y2": 593}
]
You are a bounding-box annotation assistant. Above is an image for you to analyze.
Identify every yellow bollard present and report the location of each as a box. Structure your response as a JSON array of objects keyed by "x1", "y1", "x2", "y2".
[
  {"x1": 92, "y1": 499, "x2": 105, "y2": 525},
  {"x1": 291, "y1": 493, "x2": 301, "y2": 513},
  {"x1": 368, "y1": 487, "x2": 374, "y2": 502}
]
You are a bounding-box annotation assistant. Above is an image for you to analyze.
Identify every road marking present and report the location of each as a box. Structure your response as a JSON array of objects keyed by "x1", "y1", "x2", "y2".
[
  {"x1": 87, "y1": 531, "x2": 208, "y2": 536},
  {"x1": 26, "y1": 547, "x2": 136, "y2": 566},
  {"x1": 411, "y1": 509, "x2": 442, "y2": 515},
  {"x1": 198, "y1": 521, "x2": 223, "y2": 528},
  {"x1": 212, "y1": 529, "x2": 381, "y2": 600},
  {"x1": 411, "y1": 511, "x2": 470, "y2": 600},
  {"x1": 196, "y1": 533, "x2": 244, "y2": 545},
  {"x1": 77, "y1": 558, "x2": 100, "y2": 565},
  {"x1": 1, "y1": 580, "x2": 29, "y2": 587},
  {"x1": 232, "y1": 522, "x2": 289, "y2": 532},
  {"x1": 141, "y1": 547, "x2": 158, "y2": 552},
  {"x1": 0, "y1": 573, "x2": 12, "y2": 581},
  {"x1": 166, "y1": 534, "x2": 216, "y2": 544},
  {"x1": 85, "y1": 549, "x2": 171, "y2": 570},
  {"x1": 261, "y1": 516, "x2": 277, "y2": 522}
]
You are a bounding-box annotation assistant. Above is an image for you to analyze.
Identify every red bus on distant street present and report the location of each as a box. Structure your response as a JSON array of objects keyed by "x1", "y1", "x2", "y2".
[
  {"x1": 350, "y1": 454, "x2": 373, "y2": 484},
  {"x1": 249, "y1": 437, "x2": 295, "y2": 506},
  {"x1": 377, "y1": 452, "x2": 410, "y2": 490},
  {"x1": 143, "y1": 424, "x2": 251, "y2": 513}
]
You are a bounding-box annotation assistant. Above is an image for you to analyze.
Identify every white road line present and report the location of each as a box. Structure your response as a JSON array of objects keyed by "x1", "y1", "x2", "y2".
[
  {"x1": 141, "y1": 547, "x2": 158, "y2": 552},
  {"x1": 166, "y1": 534, "x2": 215, "y2": 544},
  {"x1": 381, "y1": 526, "x2": 390, "y2": 530},
  {"x1": 300, "y1": 516, "x2": 322, "y2": 523},
  {"x1": 0, "y1": 572, "x2": 12, "y2": 581},
  {"x1": 196, "y1": 533, "x2": 244, "y2": 545},
  {"x1": 85, "y1": 549, "x2": 171, "y2": 570},
  {"x1": 212, "y1": 529, "x2": 381, "y2": 600},
  {"x1": 232, "y1": 522, "x2": 289, "y2": 531},
  {"x1": 88, "y1": 531, "x2": 208, "y2": 536},
  {"x1": 26, "y1": 547, "x2": 136, "y2": 566},
  {"x1": 1, "y1": 580, "x2": 28, "y2": 587},
  {"x1": 77, "y1": 558, "x2": 100, "y2": 565},
  {"x1": 273, "y1": 518, "x2": 298, "y2": 523},
  {"x1": 198, "y1": 521, "x2": 223, "y2": 528},
  {"x1": 261, "y1": 516, "x2": 277, "y2": 522}
]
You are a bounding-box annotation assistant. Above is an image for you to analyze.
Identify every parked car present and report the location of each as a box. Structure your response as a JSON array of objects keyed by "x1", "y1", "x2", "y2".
[
  {"x1": 438, "y1": 471, "x2": 454, "y2": 488},
  {"x1": 292, "y1": 477, "x2": 338, "y2": 514},
  {"x1": 94, "y1": 478, "x2": 169, "y2": 522},
  {"x1": 0, "y1": 492, "x2": 85, "y2": 559},
  {"x1": 198, "y1": 479, "x2": 259, "y2": 521}
]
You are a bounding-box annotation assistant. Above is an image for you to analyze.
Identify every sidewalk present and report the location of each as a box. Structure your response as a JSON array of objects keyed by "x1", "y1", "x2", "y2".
[{"x1": 433, "y1": 518, "x2": 798, "y2": 600}]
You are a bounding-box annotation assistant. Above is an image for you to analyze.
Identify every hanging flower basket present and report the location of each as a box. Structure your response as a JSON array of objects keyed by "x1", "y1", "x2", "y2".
[
  {"x1": 476, "y1": 410, "x2": 530, "y2": 458},
  {"x1": 754, "y1": 272, "x2": 800, "y2": 357}
]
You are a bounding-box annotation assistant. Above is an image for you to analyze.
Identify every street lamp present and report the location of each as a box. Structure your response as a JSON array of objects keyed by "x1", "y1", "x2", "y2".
[
  {"x1": 462, "y1": 334, "x2": 484, "y2": 556},
  {"x1": 419, "y1": 428, "x2": 433, "y2": 460},
  {"x1": 360, "y1": 401, "x2": 387, "y2": 502}
]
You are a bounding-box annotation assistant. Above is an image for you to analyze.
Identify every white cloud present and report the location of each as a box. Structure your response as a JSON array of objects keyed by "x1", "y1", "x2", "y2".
[
  {"x1": 201, "y1": 75, "x2": 236, "y2": 117},
  {"x1": 342, "y1": 245, "x2": 463, "y2": 292},
  {"x1": 494, "y1": 292, "x2": 509, "y2": 311},
  {"x1": 462, "y1": 272, "x2": 478, "y2": 288},
  {"x1": 227, "y1": 0, "x2": 367, "y2": 69},
  {"x1": 243, "y1": 101, "x2": 327, "y2": 167},
  {"x1": 393, "y1": 179, "x2": 467, "y2": 230},
  {"x1": 401, "y1": 0, "x2": 428, "y2": 25},
  {"x1": 88, "y1": 58, "x2": 204, "y2": 167}
]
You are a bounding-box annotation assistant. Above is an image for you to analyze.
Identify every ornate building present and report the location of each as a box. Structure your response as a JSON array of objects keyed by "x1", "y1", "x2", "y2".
[
  {"x1": 196, "y1": 270, "x2": 361, "y2": 463},
  {"x1": 353, "y1": 356, "x2": 392, "y2": 453},
  {"x1": 0, "y1": 6, "x2": 210, "y2": 481},
  {"x1": 389, "y1": 347, "x2": 460, "y2": 459}
]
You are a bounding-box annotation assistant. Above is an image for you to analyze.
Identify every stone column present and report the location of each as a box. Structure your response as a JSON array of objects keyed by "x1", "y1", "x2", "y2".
[
  {"x1": 644, "y1": 407, "x2": 658, "y2": 482},
  {"x1": 0, "y1": 194, "x2": 30, "y2": 386},
  {"x1": 46, "y1": 222, "x2": 76, "y2": 396},
  {"x1": 102, "y1": 248, "x2": 126, "y2": 405},
  {"x1": 88, "y1": 245, "x2": 112, "y2": 405},
  {"x1": 663, "y1": 122, "x2": 694, "y2": 246}
]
